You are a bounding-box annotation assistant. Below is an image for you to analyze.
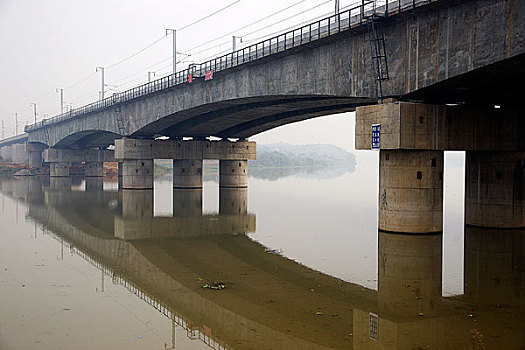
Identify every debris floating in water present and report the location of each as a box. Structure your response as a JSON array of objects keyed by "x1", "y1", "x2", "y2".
[
  {"x1": 264, "y1": 248, "x2": 283, "y2": 255},
  {"x1": 202, "y1": 282, "x2": 226, "y2": 290}
]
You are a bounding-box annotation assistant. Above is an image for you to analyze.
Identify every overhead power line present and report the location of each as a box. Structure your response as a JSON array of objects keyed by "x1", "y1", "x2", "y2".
[
  {"x1": 87, "y1": 0, "x2": 333, "y2": 91},
  {"x1": 103, "y1": 1, "x2": 240, "y2": 71},
  {"x1": 178, "y1": 0, "x2": 242, "y2": 31},
  {"x1": 184, "y1": 0, "x2": 311, "y2": 54},
  {"x1": 106, "y1": 35, "x2": 167, "y2": 69},
  {"x1": 241, "y1": 0, "x2": 331, "y2": 39},
  {"x1": 64, "y1": 72, "x2": 98, "y2": 90}
]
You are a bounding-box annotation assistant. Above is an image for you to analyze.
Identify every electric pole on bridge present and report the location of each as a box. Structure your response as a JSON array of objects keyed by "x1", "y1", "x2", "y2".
[
  {"x1": 56, "y1": 88, "x2": 64, "y2": 115},
  {"x1": 14, "y1": 113, "x2": 18, "y2": 135},
  {"x1": 148, "y1": 71, "x2": 155, "y2": 82},
  {"x1": 166, "y1": 29, "x2": 177, "y2": 77},
  {"x1": 30, "y1": 103, "x2": 37, "y2": 124},
  {"x1": 1, "y1": 120, "x2": 4, "y2": 139},
  {"x1": 96, "y1": 67, "x2": 105, "y2": 100},
  {"x1": 232, "y1": 36, "x2": 242, "y2": 52},
  {"x1": 335, "y1": 0, "x2": 339, "y2": 14}
]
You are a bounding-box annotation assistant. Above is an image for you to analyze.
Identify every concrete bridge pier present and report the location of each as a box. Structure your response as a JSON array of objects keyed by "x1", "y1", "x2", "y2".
[
  {"x1": 85, "y1": 162, "x2": 104, "y2": 177},
  {"x1": 356, "y1": 102, "x2": 446, "y2": 233},
  {"x1": 115, "y1": 138, "x2": 255, "y2": 190},
  {"x1": 12, "y1": 143, "x2": 29, "y2": 164},
  {"x1": 173, "y1": 159, "x2": 202, "y2": 189},
  {"x1": 50, "y1": 162, "x2": 70, "y2": 177},
  {"x1": 44, "y1": 148, "x2": 115, "y2": 179},
  {"x1": 220, "y1": 187, "x2": 248, "y2": 215},
  {"x1": 114, "y1": 139, "x2": 155, "y2": 190},
  {"x1": 0, "y1": 146, "x2": 12, "y2": 162},
  {"x1": 219, "y1": 160, "x2": 248, "y2": 188},
  {"x1": 465, "y1": 151, "x2": 525, "y2": 228},
  {"x1": 27, "y1": 143, "x2": 47, "y2": 169},
  {"x1": 121, "y1": 159, "x2": 154, "y2": 190},
  {"x1": 379, "y1": 150, "x2": 444, "y2": 233}
]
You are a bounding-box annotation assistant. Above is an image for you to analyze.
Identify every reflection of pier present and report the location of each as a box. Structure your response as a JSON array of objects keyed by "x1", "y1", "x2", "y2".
[
  {"x1": 116, "y1": 188, "x2": 255, "y2": 240},
  {"x1": 354, "y1": 230, "x2": 525, "y2": 350},
  {"x1": 1, "y1": 176, "x2": 524, "y2": 349}
]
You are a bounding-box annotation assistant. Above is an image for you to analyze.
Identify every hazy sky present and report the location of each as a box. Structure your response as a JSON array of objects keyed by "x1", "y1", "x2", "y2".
[{"x1": 0, "y1": 0, "x2": 364, "y2": 150}]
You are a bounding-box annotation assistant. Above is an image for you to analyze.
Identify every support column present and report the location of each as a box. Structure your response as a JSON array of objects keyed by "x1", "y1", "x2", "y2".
[
  {"x1": 219, "y1": 187, "x2": 248, "y2": 215},
  {"x1": 11, "y1": 143, "x2": 29, "y2": 164},
  {"x1": 379, "y1": 150, "x2": 443, "y2": 233},
  {"x1": 27, "y1": 143, "x2": 46, "y2": 169},
  {"x1": 173, "y1": 159, "x2": 202, "y2": 189},
  {"x1": 465, "y1": 151, "x2": 525, "y2": 228},
  {"x1": 85, "y1": 162, "x2": 104, "y2": 177},
  {"x1": 121, "y1": 159, "x2": 154, "y2": 190},
  {"x1": 28, "y1": 151, "x2": 43, "y2": 168},
  {"x1": 50, "y1": 162, "x2": 70, "y2": 177},
  {"x1": 115, "y1": 138, "x2": 255, "y2": 189},
  {"x1": 0, "y1": 146, "x2": 12, "y2": 162},
  {"x1": 219, "y1": 160, "x2": 248, "y2": 188}
]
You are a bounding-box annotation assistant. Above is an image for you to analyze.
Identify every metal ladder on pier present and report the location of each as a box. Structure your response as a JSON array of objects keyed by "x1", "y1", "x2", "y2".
[
  {"x1": 44, "y1": 124, "x2": 51, "y2": 145},
  {"x1": 367, "y1": 13, "x2": 389, "y2": 102},
  {"x1": 115, "y1": 103, "x2": 126, "y2": 135}
]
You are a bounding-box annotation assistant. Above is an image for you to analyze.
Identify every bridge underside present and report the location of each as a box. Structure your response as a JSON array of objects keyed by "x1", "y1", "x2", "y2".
[
  {"x1": 405, "y1": 52, "x2": 525, "y2": 107},
  {"x1": 133, "y1": 95, "x2": 373, "y2": 141},
  {"x1": 54, "y1": 130, "x2": 121, "y2": 149}
]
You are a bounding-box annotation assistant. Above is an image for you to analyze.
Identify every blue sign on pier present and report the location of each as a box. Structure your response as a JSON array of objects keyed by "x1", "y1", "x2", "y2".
[{"x1": 372, "y1": 124, "x2": 381, "y2": 150}]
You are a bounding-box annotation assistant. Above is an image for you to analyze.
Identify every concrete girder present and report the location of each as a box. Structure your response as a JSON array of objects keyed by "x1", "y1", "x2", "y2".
[
  {"x1": 43, "y1": 148, "x2": 115, "y2": 163},
  {"x1": 114, "y1": 139, "x2": 255, "y2": 161},
  {"x1": 356, "y1": 102, "x2": 525, "y2": 152}
]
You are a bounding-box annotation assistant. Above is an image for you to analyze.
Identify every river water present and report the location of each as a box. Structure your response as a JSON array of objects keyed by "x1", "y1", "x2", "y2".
[{"x1": 0, "y1": 153, "x2": 524, "y2": 349}]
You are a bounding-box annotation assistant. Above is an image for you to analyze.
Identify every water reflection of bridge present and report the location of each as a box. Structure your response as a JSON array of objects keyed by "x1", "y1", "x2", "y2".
[{"x1": 1, "y1": 176, "x2": 524, "y2": 349}]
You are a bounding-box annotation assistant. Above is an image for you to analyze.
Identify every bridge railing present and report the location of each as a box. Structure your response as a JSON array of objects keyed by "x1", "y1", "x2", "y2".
[{"x1": 26, "y1": 0, "x2": 434, "y2": 133}]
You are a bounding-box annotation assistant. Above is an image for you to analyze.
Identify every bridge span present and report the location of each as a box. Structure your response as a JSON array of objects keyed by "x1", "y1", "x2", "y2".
[{"x1": 1, "y1": 0, "x2": 524, "y2": 234}]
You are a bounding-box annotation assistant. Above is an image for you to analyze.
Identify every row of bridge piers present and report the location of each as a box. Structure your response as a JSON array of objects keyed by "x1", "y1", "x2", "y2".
[
  {"x1": 1, "y1": 101, "x2": 523, "y2": 233},
  {"x1": 115, "y1": 138, "x2": 255, "y2": 190},
  {"x1": 34, "y1": 138, "x2": 256, "y2": 190}
]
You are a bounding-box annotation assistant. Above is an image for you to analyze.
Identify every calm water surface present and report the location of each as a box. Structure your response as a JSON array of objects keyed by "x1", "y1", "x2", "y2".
[{"x1": 1, "y1": 155, "x2": 524, "y2": 349}]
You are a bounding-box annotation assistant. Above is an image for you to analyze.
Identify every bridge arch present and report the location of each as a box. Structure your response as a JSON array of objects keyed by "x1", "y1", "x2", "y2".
[
  {"x1": 53, "y1": 130, "x2": 121, "y2": 149},
  {"x1": 130, "y1": 95, "x2": 371, "y2": 140}
]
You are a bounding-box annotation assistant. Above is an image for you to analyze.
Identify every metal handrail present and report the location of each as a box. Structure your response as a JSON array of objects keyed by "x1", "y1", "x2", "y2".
[{"x1": 26, "y1": 0, "x2": 432, "y2": 133}]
